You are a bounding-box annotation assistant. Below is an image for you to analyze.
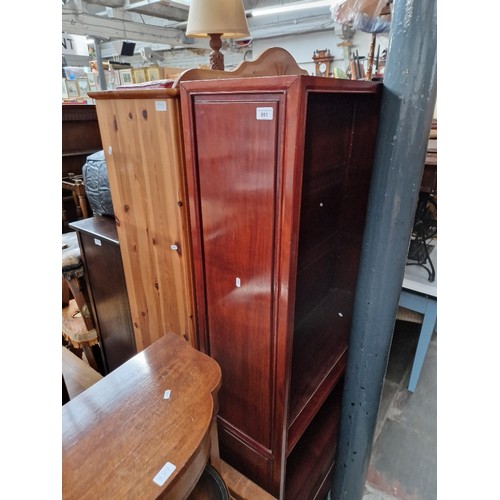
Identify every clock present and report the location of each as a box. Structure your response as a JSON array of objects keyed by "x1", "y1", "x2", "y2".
[{"x1": 313, "y1": 49, "x2": 334, "y2": 77}]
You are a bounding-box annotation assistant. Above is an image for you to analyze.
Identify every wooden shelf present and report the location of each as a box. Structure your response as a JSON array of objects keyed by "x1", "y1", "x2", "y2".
[
  {"x1": 285, "y1": 382, "x2": 343, "y2": 499},
  {"x1": 288, "y1": 289, "x2": 350, "y2": 453},
  {"x1": 62, "y1": 149, "x2": 101, "y2": 158}
]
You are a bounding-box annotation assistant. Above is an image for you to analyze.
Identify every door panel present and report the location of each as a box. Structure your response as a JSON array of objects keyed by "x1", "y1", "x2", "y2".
[{"x1": 194, "y1": 98, "x2": 280, "y2": 447}]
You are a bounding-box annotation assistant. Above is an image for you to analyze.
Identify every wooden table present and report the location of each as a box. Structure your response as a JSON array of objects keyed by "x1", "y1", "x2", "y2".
[
  {"x1": 398, "y1": 242, "x2": 437, "y2": 392},
  {"x1": 62, "y1": 332, "x2": 222, "y2": 499}
]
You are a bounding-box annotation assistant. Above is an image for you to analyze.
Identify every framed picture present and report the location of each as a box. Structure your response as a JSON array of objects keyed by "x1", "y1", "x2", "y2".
[
  {"x1": 77, "y1": 77, "x2": 89, "y2": 96},
  {"x1": 147, "y1": 66, "x2": 161, "y2": 81},
  {"x1": 62, "y1": 78, "x2": 69, "y2": 98},
  {"x1": 87, "y1": 72, "x2": 97, "y2": 87},
  {"x1": 65, "y1": 79, "x2": 79, "y2": 98},
  {"x1": 119, "y1": 69, "x2": 133, "y2": 85},
  {"x1": 133, "y1": 68, "x2": 147, "y2": 84},
  {"x1": 105, "y1": 70, "x2": 119, "y2": 89}
]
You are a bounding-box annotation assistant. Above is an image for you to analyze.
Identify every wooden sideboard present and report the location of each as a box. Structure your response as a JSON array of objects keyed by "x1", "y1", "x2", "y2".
[{"x1": 179, "y1": 75, "x2": 382, "y2": 498}]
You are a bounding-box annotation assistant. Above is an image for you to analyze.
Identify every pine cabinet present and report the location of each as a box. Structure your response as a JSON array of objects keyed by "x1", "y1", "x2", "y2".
[
  {"x1": 89, "y1": 88, "x2": 197, "y2": 351},
  {"x1": 179, "y1": 75, "x2": 382, "y2": 498}
]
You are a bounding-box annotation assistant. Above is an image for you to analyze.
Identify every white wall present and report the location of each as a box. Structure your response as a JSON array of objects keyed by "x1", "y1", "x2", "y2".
[
  {"x1": 252, "y1": 26, "x2": 390, "y2": 75},
  {"x1": 157, "y1": 25, "x2": 390, "y2": 76}
]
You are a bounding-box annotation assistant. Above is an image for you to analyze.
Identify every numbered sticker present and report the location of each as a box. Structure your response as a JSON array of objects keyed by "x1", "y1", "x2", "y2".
[
  {"x1": 155, "y1": 101, "x2": 167, "y2": 112},
  {"x1": 153, "y1": 461, "x2": 176, "y2": 486},
  {"x1": 256, "y1": 107, "x2": 274, "y2": 120}
]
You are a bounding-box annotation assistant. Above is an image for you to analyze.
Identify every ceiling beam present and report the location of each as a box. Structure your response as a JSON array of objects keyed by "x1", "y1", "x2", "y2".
[
  {"x1": 62, "y1": 9, "x2": 200, "y2": 46},
  {"x1": 123, "y1": 0, "x2": 188, "y2": 22}
]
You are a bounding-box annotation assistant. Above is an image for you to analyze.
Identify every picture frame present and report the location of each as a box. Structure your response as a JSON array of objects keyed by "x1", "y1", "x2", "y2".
[
  {"x1": 87, "y1": 72, "x2": 97, "y2": 87},
  {"x1": 133, "y1": 68, "x2": 147, "y2": 84},
  {"x1": 119, "y1": 69, "x2": 133, "y2": 85},
  {"x1": 105, "y1": 70, "x2": 120, "y2": 89},
  {"x1": 76, "y1": 77, "x2": 89, "y2": 96},
  {"x1": 65, "y1": 79, "x2": 79, "y2": 98},
  {"x1": 147, "y1": 66, "x2": 161, "y2": 81},
  {"x1": 62, "y1": 78, "x2": 69, "y2": 98}
]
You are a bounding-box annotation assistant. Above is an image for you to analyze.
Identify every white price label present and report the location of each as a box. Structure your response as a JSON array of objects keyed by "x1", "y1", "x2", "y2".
[
  {"x1": 256, "y1": 107, "x2": 273, "y2": 120},
  {"x1": 153, "y1": 461, "x2": 176, "y2": 486},
  {"x1": 155, "y1": 101, "x2": 167, "y2": 112}
]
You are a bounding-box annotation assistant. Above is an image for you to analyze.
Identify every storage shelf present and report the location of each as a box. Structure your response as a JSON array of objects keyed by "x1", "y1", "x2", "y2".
[
  {"x1": 285, "y1": 381, "x2": 343, "y2": 499},
  {"x1": 62, "y1": 149, "x2": 101, "y2": 158},
  {"x1": 287, "y1": 288, "x2": 350, "y2": 452}
]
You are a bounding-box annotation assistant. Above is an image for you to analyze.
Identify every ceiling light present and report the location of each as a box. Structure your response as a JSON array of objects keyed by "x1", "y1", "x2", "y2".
[{"x1": 250, "y1": 0, "x2": 332, "y2": 17}]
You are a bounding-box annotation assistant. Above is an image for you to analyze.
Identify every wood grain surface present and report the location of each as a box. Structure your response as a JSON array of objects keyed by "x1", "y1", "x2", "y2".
[
  {"x1": 90, "y1": 91, "x2": 196, "y2": 351},
  {"x1": 62, "y1": 332, "x2": 221, "y2": 499}
]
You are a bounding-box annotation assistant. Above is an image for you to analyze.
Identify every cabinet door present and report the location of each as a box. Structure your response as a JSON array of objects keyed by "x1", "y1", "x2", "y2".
[
  {"x1": 193, "y1": 96, "x2": 281, "y2": 448},
  {"x1": 78, "y1": 231, "x2": 136, "y2": 372},
  {"x1": 93, "y1": 96, "x2": 196, "y2": 351}
]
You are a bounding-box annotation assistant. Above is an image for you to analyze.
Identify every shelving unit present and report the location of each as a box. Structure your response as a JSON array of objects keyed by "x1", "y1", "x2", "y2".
[{"x1": 179, "y1": 74, "x2": 382, "y2": 498}]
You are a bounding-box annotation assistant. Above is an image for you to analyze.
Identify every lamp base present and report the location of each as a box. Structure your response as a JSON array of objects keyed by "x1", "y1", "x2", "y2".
[{"x1": 208, "y1": 33, "x2": 224, "y2": 71}]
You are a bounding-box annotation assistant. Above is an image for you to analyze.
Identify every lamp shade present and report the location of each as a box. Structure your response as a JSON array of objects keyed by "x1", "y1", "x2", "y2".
[{"x1": 186, "y1": 0, "x2": 250, "y2": 38}]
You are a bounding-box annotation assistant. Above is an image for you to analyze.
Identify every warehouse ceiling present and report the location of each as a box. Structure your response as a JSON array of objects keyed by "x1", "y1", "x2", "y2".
[{"x1": 62, "y1": 0, "x2": 337, "y2": 52}]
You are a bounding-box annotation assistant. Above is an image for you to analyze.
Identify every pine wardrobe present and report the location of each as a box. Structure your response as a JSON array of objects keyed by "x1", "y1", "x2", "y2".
[{"x1": 89, "y1": 87, "x2": 197, "y2": 351}]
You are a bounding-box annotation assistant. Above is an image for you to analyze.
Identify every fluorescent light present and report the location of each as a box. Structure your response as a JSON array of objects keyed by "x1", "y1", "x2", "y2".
[{"x1": 250, "y1": 0, "x2": 332, "y2": 17}]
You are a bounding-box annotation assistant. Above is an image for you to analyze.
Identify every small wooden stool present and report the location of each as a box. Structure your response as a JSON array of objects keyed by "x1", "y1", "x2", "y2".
[{"x1": 62, "y1": 231, "x2": 100, "y2": 372}]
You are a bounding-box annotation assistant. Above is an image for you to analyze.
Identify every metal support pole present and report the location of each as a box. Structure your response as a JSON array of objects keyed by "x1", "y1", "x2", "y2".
[
  {"x1": 330, "y1": 0, "x2": 437, "y2": 498},
  {"x1": 93, "y1": 38, "x2": 108, "y2": 91}
]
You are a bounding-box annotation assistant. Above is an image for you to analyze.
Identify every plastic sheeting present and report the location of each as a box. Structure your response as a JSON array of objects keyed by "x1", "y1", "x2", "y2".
[
  {"x1": 82, "y1": 150, "x2": 115, "y2": 217},
  {"x1": 330, "y1": 0, "x2": 391, "y2": 33}
]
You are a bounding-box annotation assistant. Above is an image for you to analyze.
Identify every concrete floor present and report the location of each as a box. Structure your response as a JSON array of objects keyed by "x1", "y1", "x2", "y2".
[{"x1": 363, "y1": 320, "x2": 437, "y2": 500}]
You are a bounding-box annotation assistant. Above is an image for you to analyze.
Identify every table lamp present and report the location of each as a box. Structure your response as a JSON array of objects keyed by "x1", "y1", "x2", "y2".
[{"x1": 186, "y1": 0, "x2": 250, "y2": 71}]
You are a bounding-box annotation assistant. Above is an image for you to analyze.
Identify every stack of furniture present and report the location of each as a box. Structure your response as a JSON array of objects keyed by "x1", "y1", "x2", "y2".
[
  {"x1": 88, "y1": 49, "x2": 382, "y2": 498},
  {"x1": 88, "y1": 48, "x2": 309, "y2": 352}
]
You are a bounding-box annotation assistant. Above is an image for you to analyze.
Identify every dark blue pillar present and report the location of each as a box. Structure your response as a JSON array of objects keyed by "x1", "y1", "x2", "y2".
[{"x1": 331, "y1": 0, "x2": 437, "y2": 498}]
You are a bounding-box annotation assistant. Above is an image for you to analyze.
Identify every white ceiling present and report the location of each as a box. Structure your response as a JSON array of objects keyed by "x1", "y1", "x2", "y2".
[{"x1": 62, "y1": 0, "x2": 337, "y2": 52}]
